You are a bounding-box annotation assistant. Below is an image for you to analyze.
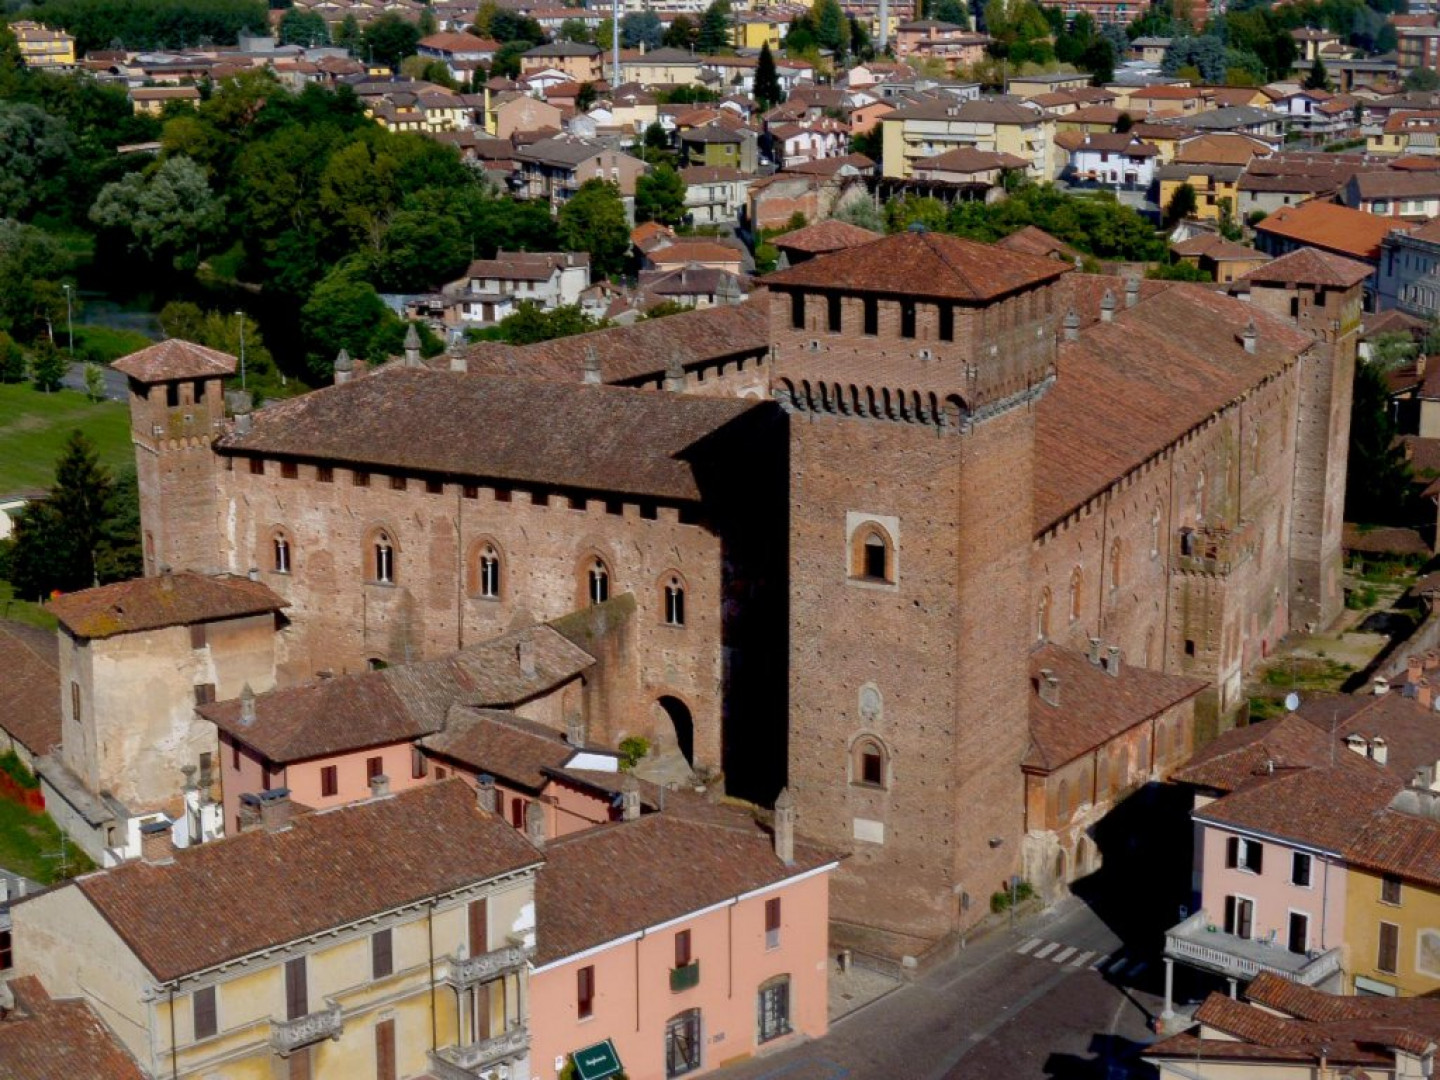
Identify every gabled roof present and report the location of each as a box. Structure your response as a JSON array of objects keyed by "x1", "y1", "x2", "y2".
[
  {"x1": 48, "y1": 572, "x2": 286, "y2": 641},
  {"x1": 1172, "y1": 233, "x2": 1269, "y2": 261},
  {"x1": 0, "y1": 977, "x2": 147, "y2": 1080},
  {"x1": 110, "y1": 339, "x2": 237, "y2": 383},
  {"x1": 1235, "y1": 245, "x2": 1374, "y2": 288},
  {"x1": 1252, "y1": 200, "x2": 1404, "y2": 261},
  {"x1": 422, "y1": 705, "x2": 599, "y2": 792},
  {"x1": 765, "y1": 228, "x2": 1069, "y2": 303},
  {"x1": 218, "y1": 368, "x2": 760, "y2": 503},
  {"x1": 996, "y1": 224, "x2": 1082, "y2": 261},
  {"x1": 1350, "y1": 168, "x2": 1440, "y2": 199},
  {"x1": 534, "y1": 808, "x2": 836, "y2": 966},
  {"x1": 64, "y1": 781, "x2": 541, "y2": 982},
  {"x1": 1170, "y1": 711, "x2": 1336, "y2": 793},
  {"x1": 911, "y1": 146, "x2": 1030, "y2": 173},
  {"x1": 772, "y1": 218, "x2": 882, "y2": 254},
  {"x1": 1025, "y1": 644, "x2": 1207, "y2": 771}
]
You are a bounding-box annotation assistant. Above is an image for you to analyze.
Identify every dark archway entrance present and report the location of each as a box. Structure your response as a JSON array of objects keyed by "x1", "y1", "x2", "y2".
[{"x1": 657, "y1": 695, "x2": 694, "y2": 767}]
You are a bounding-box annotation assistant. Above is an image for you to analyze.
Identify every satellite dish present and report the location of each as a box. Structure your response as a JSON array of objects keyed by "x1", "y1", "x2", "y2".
[{"x1": 1284, "y1": 692, "x2": 1301, "y2": 713}]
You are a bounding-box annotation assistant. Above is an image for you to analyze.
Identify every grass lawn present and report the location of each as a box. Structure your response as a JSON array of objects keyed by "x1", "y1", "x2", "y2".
[
  {"x1": 0, "y1": 581, "x2": 56, "y2": 629},
  {"x1": 0, "y1": 381, "x2": 132, "y2": 493},
  {"x1": 0, "y1": 798, "x2": 93, "y2": 884}
]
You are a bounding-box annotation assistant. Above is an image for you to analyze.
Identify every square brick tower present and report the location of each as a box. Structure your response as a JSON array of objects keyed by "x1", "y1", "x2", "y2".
[
  {"x1": 766, "y1": 229, "x2": 1070, "y2": 945},
  {"x1": 1235, "y1": 249, "x2": 1367, "y2": 632},
  {"x1": 111, "y1": 341, "x2": 236, "y2": 576}
]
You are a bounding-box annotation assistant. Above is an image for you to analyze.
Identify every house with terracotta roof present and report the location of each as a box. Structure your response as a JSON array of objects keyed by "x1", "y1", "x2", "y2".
[
  {"x1": 1061, "y1": 131, "x2": 1160, "y2": 191},
  {"x1": 892, "y1": 19, "x2": 989, "y2": 68},
  {"x1": 520, "y1": 40, "x2": 602, "y2": 83},
  {"x1": 1253, "y1": 200, "x2": 1409, "y2": 299},
  {"x1": 679, "y1": 165, "x2": 753, "y2": 226},
  {"x1": 1346, "y1": 168, "x2": 1440, "y2": 220},
  {"x1": 1171, "y1": 232, "x2": 1272, "y2": 283},
  {"x1": 528, "y1": 792, "x2": 838, "y2": 1080},
  {"x1": 0, "y1": 977, "x2": 146, "y2": 1080},
  {"x1": 1378, "y1": 217, "x2": 1440, "y2": 320},
  {"x1": 909, "y1": 145, "x2": 1029, "y2": 186},
  {"x1": 880, "y1": 96, "x2": 1056, "y2": 180},
  {"x1": 771, "y1": 219, "x2": 881, "y2": 265},
  {"x1": 10, "y1": 780, "x2": 544, "y2": 1080},
  {"x1": 444, "y1": 250, "x2": 591, "y2": 325},
  {"x1": 10, "y1": 20, "x2": 74, "y2": 68},
  {"x1": 38, "y1": 570, "x2": 287, "y2": 866}
]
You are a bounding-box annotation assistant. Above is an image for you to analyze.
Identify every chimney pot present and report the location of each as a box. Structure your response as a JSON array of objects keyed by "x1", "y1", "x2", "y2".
[
  {"x1": 369, "y1": 773, "x2": 390, "y2": 798},
  {"x1": 524, "y1": 798, "x2": 546, "y2": 847},
  {"x1": 1425, "y1": 650, "x2": 1439, "y2": 671},
  {"x1": 247, "y1": 566, "x2": 260, "y2": 581},
  {"x1": 1420, "y1": 680, "x2": 1433, "y2": 710},
  {"x1": 1087, "y1": 637, "x2": 1103, "y2": 665},
  {"x1": 403, "y1": 324, "x2": 421, "y2": 368},
  {"x1": 256, "y1": 787, "x2": 294, "y2": 832},
  {"x1": 448, "y1": 343, "x2": 468, "y2": 373},
  {"x1": 1039, "y1": 669, "x2": 1060, "y2": 708},
  {"x1": 334, "y1": 348, "x2": 353, "y2": 385},
  {"x1": 583, "y1": 346, "x2": 602, "y2": 385},
  {"x1": 139, "y1": 820, "x2": 175, "y2": 864},
  {"x1": 566, "y1": 712, "x2": 586, "y2": 747},
  {"x1": 1105, "y1": 645, "x2": 1122, "y2": 678},
  {"x1": 1063, "y1": 308, "x2": 1080, "y2": 342},
  {"x1": 773, "y1": 786, "x2": 796, "y2": 865},
  {"x1": 239, "y1": 683, "x2": 257, "y2": 727},
  {"x1": 620, "y1": 773, "x2": 641, "y2": 821},
  {"x1": 1100, "y1": 289, "x2": 1116, "y2": 322},
  {"x1": 1125, "y1": 276, "x2": 1140, "y2": 308},
  {"x1": 1242, "y1": 319, "x2": 1257, "y2": 354},
  {"x1": 664, "y1": 356, "x2": 686, "y2": 393},
  {"x1": 1372, "y1": 736, "x2": 1390, "y2": 766},
  {"x1": 476, "y1": 773, "x2": 499, "y2": 814}
]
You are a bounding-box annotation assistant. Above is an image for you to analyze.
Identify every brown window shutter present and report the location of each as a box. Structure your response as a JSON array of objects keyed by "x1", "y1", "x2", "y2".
[
  {"x1": 285, "y1": 957, "x2": 308, "y2": 1020},
  {"x1": 766, "y1": 897, "x2": 781, "y2": 933},
  {"x1": 372, "y1": 929, "x2": 394, "y2": 979},
  {"x1": 289, "y1": 1047, "x2": 312, "y2": 1080},
  {"x1": 193, "y1": 986, "x2": 217, "y2": 1039},
  {"x1": 375, "y1": 1018, "x2": 396, "y2": 1080},
  {"x1": 469, "y1": 898, "x2": 488, "y2": 956}
]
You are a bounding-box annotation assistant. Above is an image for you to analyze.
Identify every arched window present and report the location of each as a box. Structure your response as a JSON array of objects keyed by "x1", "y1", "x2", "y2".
[
  {"x1": 478, "y1": 544, "x2": 501, "y2": 598},
  {"x1": 588, "y1": 558, "x2": 609, "y2": 606},
  {"x1": 1057, "y1": 779, "x2": 1071, "y2": 820},
  {"x1": 1068, "y1": 566, "x2": 1083, "y2": 622},
  {"x1": 663, "y1": 575, "x2": 685, "y2": 626},
  {"x1": 1150, "y1": 504, "x2": 1162, "y2": 559},
  {"x1": 850, "y1": 524, "x2": 894, "y2": 584},
  {"x1": 1109, "y1": 538, "x2": 1122, "y2": 591},
  {"x1": 851, "y1": 736, "x2": 887, "y2": 789},
  {"x1": 370, "y1": 530, "x2": 395, "y2": 584},
  {"x1": 1036, "y1": 588, "x2": 1051, "y2": 642},
  {"x1": 272, "y1": 530, "x2": 291, "y2": 574},
  {"x1": 758, "y1": 975, "x2": 792, "y2": 1043}
]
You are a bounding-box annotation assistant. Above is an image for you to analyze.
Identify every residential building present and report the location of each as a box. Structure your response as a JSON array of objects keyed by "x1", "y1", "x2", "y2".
[
  {"x1": 679, "y1": 165, "x2": 754, "y2": 226},
  {"x1": 1293, "y1": 27, "x2": 1343, "y2": 61},
  {"x1": 1236, "y1": 151, "x2": 1364, "y2": 218},
  {"x1": 10, "y1": 781, "x2": 544, "y2": 1080},
  {"x1": 909, "y1": 146, "x2": 1029, "y2": 186},
  {"x1": 1171, "y1": 233, "x2": 1272, "y2": 283},
  {"x1": 767, "y1": 120, "x2": 850, "y2": 169},
  {"x1": 444, "y1": 251, "x2": 592, "y2": 324},
  {"x1": 892, "y1": 20, "x2": 990, "y2": 68},
  {"x1": 1038, "y1": 0, "x2": 1146, "y2": 26},
  {"x1": 732, "y1": 13, "x2": 788, "y2": 50},
  {"x1": 1378, "y1": 217, "x2": 1440, "y2": 319},
  {"x1": 679, "y1": 124, "x2": 749, "y2": 170},
  {"x1": 1253, "y1": 199, "x2": 1405, "y2": 302},
  {"x1": 513, "y1": 139, "x2": 647, "y2": 203},
  {"x1": 529, "y1": 795, "x2": 837, "y2": 1080},
  {"x1": 416, "y1": 30, "x2": 499, "y2": 81},
  {"x1": 1181, "y1": 105, "x2": 1285, "y2": 139},
  {"x1": 491, "y1": 92, "x2": 564, "y2": 139},
  {"x1": 520, "y1": 41, "x2": 603, "y2": 83},
  {"x1": 128, "y1": 86, "x2": 201, "y2": 115},
  {"x1": 1345, "y1": 168, "x2": 1440, "y2": 219},
  {"x1": 879, "y1": 97, "x2": 1055, "y2": 180},
  {"x1": 621, "y1": 46, "x2": 704, "y2": 87},
  {"x1": 1061, "y1": 131, "x2": 1159, "y2": 190},
  {"x1": 11, "y1": 20, "x2": 75, "y2": 68},
  {"x1": 1006, "y1": 72, "x2": 1094, "y2": 99},
  {"x1": 40, "y1": 569, "x2": 285, "y2": 865},
  {"x1": 1398, "y1": 24, "x2": 1440, "y2": 72}
]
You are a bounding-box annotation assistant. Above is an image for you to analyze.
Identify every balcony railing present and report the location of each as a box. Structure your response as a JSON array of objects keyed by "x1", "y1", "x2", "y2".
[
  {"x1": 270, "y1": 1003, "x2": 343, "y2": 1055},
  {"x1": 430, "y1": 1026, "x2": 530, "y2": 1078},
  {"x1": 670, "y1": 960, "x2": 701, "y2": 992},
  {"x1": 1164, "y1": 911, "x2": 1343, "y2": 986},
  {"x1": 445, "y1": 944, "x2": 528, "y2": 990}
]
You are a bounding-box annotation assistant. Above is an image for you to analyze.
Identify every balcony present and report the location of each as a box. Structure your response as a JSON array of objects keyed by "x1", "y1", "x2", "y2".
[
  {"x1": 670, "y1": 960, "x2": 700, "y2": 992},
  {"x1": 444, "y1": 944, "x2": 528, "y2": 990},
  {"x1": 429, "y1": 1026, "x2": 529, "y2": 1079},
  {"x1": 1164, "y1": 911, "x2": 1343, "y2": 986},
  {"x1": 270, "y1": 1003, "x2": 343, "y2": 1056}
]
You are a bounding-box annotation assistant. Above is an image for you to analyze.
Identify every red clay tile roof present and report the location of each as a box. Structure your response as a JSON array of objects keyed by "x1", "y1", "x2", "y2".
[
  {"x1": 1035, "y1": 280, "x2": 1310, "y2": 528},
  {"x1": 1025, "y1": 645, "x2": 1206, "y2": 770},
  {"x1": 996, "y1": 224, "x2": 1082, "y2": 261},
  {"x1": 203, "y1": 625, "x2": 592, "y2": 763},
  {"x1": 911, "y1": 146, "x2": 1031, "y2": 173},
  {"x1": 1171, "y1": 233, "x2": 1268, "y2": 261},
  {"x1": 1253, "y1": 201, "x2": 1406, "y2": 261},
  {"x1": 1172, "y1": 712, "x2": 1337, "y2": 793},
  {"x1": 218, "y1": 368, "x2": 762, "y2": 503},
  {"x1": 110, "y1": 339, "x2": 237, "y2": 383},
  {"x1": 1173, "y1": 132, "x2": 1272, "y2": 165},
  {"x1": 1351, "y1": 169, "x2": 1440, "y2": 199},
  {"x1": 772, "y1": 218, "x2": 882, "y2": 253},
  {"x1": 649, "y1": 239, "x2": 745, "y2": 265},
  {"x1": 423, "y1": 706, "x2": 586, "y2": 791},
  {"x1": 0, "y1": 622, "x2": 60, "y2": 757},
  {"x1": 765, "y1": 229, "x2": 1069, "y2": 303},
  {"x1": 1297, "y1": 690, "x2": 1440, "y2": 782},
  {"x1": 534, "y1": 809, "x2": 836, "y2": 965},
  {"x1": 0, "y1": 977, "x2": 147, "y2": 1080},
  {"x1": 1342, "y1": 522, "x2": 1433, "y2": 556},
  {"x1": 461, "y1": 300, "x2": 768, "y2": 386},
  {"x1": 1236, "y1": 246, "x2": 1374, "y2": 288},
  {"x1": 48, "y1": 572, "x2": 286, "y2": 641},
  {"x1": 1345, "y1": 808, "x2": 1440, "y2": 887},
  {"x1": 64, "y1": 780, "x2": 542, "y2": 982}
]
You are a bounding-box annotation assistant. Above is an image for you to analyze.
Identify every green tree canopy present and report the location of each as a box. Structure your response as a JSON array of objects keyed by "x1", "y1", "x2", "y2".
[
  {"x1": 557, "y1": 179, "x2": 631, "y2": 278},
  {"x1": 362, "y1": 14, "x2": 421, "y2": 70},
  {"x1": 930, "y1": 0, "x2": 971, "y2": 27},
  {"x1": 754, "y1": 41, "x2": 782, "y2": 108},
  {"x1": 300, "y1": 263, "x2": 405, "y2": 379},
  {"x1": 0, "y1": 104, "x2": 75, "y2": 222},
  {"x1": 279, "y1": 8, "x2": 329, "y2": 45},
  {"x1": 635, "y1": 164, "x2": 687, "y2": 227},
  {"x1": 664, "y1": 15, "x2": 697, "y2": 47},
  {"x1": 1346, "y1": 360, "x2": 1416, "y2": 525},
  {"x1": 621, "y1": 11, "x2": 663, "y2": 48},
  {"x1": 1302, "y1": 55, "x2": 1329, "y2": 90},
  {"x1": 697, "y1": 0, "x2": 732, "y2": 52},
  {"x1": 89, "y1": 155, "x2": 224, "y2": 271},
  {"x1": 1164, "y1": 181, "x2": 1198, "y2": 226}
]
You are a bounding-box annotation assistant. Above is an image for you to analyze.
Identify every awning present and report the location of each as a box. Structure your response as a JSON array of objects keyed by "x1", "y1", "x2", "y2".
[{"x1": 571, "y1": 1039, "x2": 623, "y2": 1080}]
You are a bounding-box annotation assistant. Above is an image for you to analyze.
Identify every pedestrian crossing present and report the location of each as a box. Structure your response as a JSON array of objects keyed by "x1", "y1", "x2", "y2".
[{"x1": 1013, "y1": 937, "x2": 1144, "y2": 977}]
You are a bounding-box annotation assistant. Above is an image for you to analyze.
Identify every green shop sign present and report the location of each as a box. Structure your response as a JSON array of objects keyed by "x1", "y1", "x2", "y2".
[{"x1": 572, "y1": 1038, "x2": 623, "y2": 1080}]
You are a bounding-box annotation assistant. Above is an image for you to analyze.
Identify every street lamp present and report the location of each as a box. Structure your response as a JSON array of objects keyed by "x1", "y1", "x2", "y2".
[
  {"x1": 235, "y1": 310, "x2": 247, "y2": 391},
  {"x1": 62, "y1": 283, "x2": 74, "y2": 358}
]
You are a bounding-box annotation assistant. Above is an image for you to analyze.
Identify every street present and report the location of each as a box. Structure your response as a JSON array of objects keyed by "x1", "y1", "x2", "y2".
[{"x1": 718, "y1": 897, "x2": 1163, "y2": 1080}]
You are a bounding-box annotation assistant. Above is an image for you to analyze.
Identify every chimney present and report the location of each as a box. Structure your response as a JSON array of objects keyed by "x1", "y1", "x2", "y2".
[
  {"x1": 517, "y1": 636, "x2": 536, "y2": 678},
  {"x1": 239, "y1": 683, "x2": 257, "y2": 727},
  {"x1": 226, "y1": 390, "x2": 253, "y2": 435},
  {"x1": 247, "y1": 566, "x2": 260, "y2": 582},
  {"x1": 181, "y1": 763, "x2": 197, "y2": 793},
  {"x1": 620, "y1": 773, "x2": 641, "y2": 821},
  {"x1": 1242, "y1": 319, "x2": 1257, "y2": 354},
  {"x1": 583, "y1": 345, "x2": 602, "y2": 385},
  {"x1": 1420, "y1": 680, "x2": 1433, "y2": 710},
  {"x1": 773, "y1": 787, "x2": 795, "y2": 866},
  {"x1": 664, "y1": 356, "x2": 686, "y2": 393},
  {"x1": 1038, "y1": 669, "x2": 1060, "y2": 708},
  {"x1": 1372, "y1": 736, "x2": 1389, "y2": 766},
  {"x1": 524, "y1": 799, "x2": 546, "y2": 847},
  {"x1": 448, "y1": 342, "x2": 468, "y2": 373},
  {"x1": 1125, "y1": 276, "x2": 1140, "y2": 309},
  {"x1": 1410, "y1": 655, "x2": 1424, "y2": 684},
  {"x1": 159, "y1": 565, "x2": 175, "y2": 590},
  {"x1": 369, "y1": 773, "x2": 390, "y2": 798},
  {"x1": 1063, "y1": 309, "x2": 1080, "y2": 342},
  {"x1": 1087, "y1": 637, "x2": 1103, "y2": 665},
  {"x1": 1104, "y1": 645, "x2": 1122, "y2": 678},
  {"x1": 476, "y1": 773, "x2": 499, "y2": 814},
  {"x1": 1099, "y1": 289, "x2": 1116, "y2": 323},
  {"x1": 566, "y1": 712, "x2": 586, "y2": 747},
  {"x1": 238, "y1": 793, "x2": 263, "y2": 832},
  {"x1": 257, "y1": 787, "x2": 294, "y2": 832},
  {"x1": 139, "y1": 820, "x2": 175, "y2": 865},
  {"x1": 334, "y1": 348, "x2": 353, "y2": 385},
  {"x1": 403, "y1": 323, "x2": 421, "y2": 368},
  {"x1": 1346, "y1": 733, "x2": 1368, "y2": 756},
  {"x1": 1425, "y1": 650, "x2": 1439, "y2": 671}
]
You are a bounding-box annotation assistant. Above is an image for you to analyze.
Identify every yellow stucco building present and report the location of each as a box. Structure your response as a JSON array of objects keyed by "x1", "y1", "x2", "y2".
[
  {"x1": 1345, "y1": 807, "x2": 1440, "y2": 998},
  {"x1": 12, "y1": 20, "x2": 75, "y2": 68},
  {"x1": 11, "y1": 781, "x2": 543, "y2": 1080}
]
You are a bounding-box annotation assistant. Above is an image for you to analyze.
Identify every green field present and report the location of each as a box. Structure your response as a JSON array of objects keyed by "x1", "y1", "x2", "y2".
[
  {"x1": 0, "y1": 796, "x2": 93, "y2": 884},
  {"x1": 0, "y1": 382, "x2": 133, "y2": 493}
]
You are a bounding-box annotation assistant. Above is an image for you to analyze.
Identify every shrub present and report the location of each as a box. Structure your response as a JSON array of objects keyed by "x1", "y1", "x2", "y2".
[{"x1": 618, "y1": 736, "x2": 650, "y2": 771}]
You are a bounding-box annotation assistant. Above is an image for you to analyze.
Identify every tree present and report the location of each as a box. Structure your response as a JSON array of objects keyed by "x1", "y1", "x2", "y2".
[
  {"x1": 621, "y1": 11, "x2": 663, "y2": 48},
  {"x1": 6, "y1": 431, "x2": 132, "y2": 597},
  {"x1": 813, "y1": 0, "x2": 850, "y2": 59},
  {"x1": 1115, "y1": 111, "x2": 1134, "y2": 132},
  {"x1": 697, "y1": 0, "x2": 732, "y2": 52},
  {"x1": 278, "y1": 8, "x2": 329, "y2": 46},
  {"x1": 333, "y1": 13, "x2": 362, "y2": 52},
  {"x1": 491, "y1": 40, "x2": 531, "y2": 78},
  {"x1": 558, "y1": 18, "x2": 593, "y2": 42},
  {"x1": 1405, "y1": 67, "x2": 1440, "y2": 92},
  {"x1": 635, "y1": 164, "x2": 686, "y2": 226},
  {"x1": 930, "y1": 0, "x2": 970, "y2": 27},
  {"x1": 492, "y1": 302, "x2": 601, "y2": 344},
  {"x1": 1165, "y1": 182, "x2": 1198, "y2": 226},
  {"x1": 1346, "y1": 359, "x2": 1415, "y2": 525},
  {"x1": 754, "y1": 41, "x2": 782, "y2": 108},
  {"x1": 83, "y1": 362, "x2": 105, "y2": 402},
  {"x1": 1303, "y1": 55, "x2": 1329, "y2": 91},
  {"x1": 29, "y1": 340, "x2": 67, "y2": 392},
  {"x1": 362, "y1": 14, "x2": 421, "y2": 71},
  {"x1": 300, "y1": 263, "x2": 403, "y2": 379},
  {"x1": 489, "y1": 10, "x2": 544, "y2": 42},
  {"x1": 89, "y1": 155, "x2": 224, "y2": 271},
  {"x1": 557, "y1": 179, "x2": 630, "y2": 278},
  {"x1": 1080, "y1": 36, "x2": 1114, "y2": 84},
  {"x1": 0, "y1": 331, "x2": 23, "y2": 383},
  {"x1": 0, "y1": 220, "x2": 66, "y2": 340},
  {"x1": 0, "y1": 103, "x2": 74, "y2": 222},
  {"x1": 664, "y1": 15, "x2": 697, "y2": 48}
]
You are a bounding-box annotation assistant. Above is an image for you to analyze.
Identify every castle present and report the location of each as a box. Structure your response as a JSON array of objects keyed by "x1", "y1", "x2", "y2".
[{"x1": 116, "y1": 232, "x2": 1365, "y2": 948}]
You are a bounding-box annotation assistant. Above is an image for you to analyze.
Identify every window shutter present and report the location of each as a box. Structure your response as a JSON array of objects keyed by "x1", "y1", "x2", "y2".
[
  {"x1": 469, "y1": 898, "x2": 488, "y2": 956},
  {"x1": 193, "y1": 986, "x2": 217, "y2": 1040},
  {"x1": 1251, "y1": 842, "x2": 1264, "y2": 875},
  {"x1": 285, "y1": 957, "x2": 308, "y2": 1020},
  {"x1": 1225, "y1": 837, "x2": 1239, "y2": 869},
  {"x1": 372, "y1": 929, "x2": 393, "y2": 979},
  {"x1": 375, "y1": 1019, "x2": 396, "y2": 1080},
  {"x1": 766, "y1": 897, "x2": 781, "y2": 933},
  {"x1": 1224, "y1": 895, "x2": 1237, "y2": 935}
]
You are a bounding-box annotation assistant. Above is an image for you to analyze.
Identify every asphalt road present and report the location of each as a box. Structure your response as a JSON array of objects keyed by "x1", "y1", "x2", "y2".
[
  {"x1": 718, "y1": 898, "x2": 1164, "y2": 1080},
  {"x1": 61, "y1": 360, "x2": 128, "y2": 402}
]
